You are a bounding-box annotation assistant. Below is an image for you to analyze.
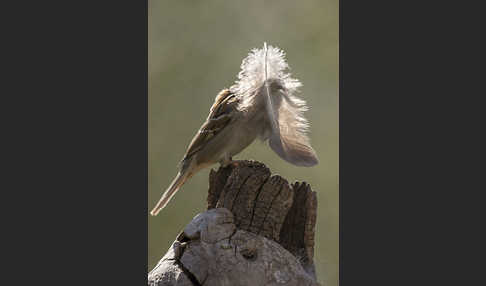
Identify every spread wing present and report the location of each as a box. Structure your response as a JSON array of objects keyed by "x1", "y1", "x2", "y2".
[{"x1": 181, "y1": 89, "x2": 238, "y2": 163}]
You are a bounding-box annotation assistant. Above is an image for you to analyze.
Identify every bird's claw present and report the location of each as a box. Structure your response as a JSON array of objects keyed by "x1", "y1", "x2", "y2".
[{"x1": 221, "y1": 157, "x2": 239, "y2": 168}]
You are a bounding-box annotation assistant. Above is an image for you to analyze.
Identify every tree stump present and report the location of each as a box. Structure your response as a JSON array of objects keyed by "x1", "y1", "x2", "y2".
[{"x1": 148, "y1": 160, "x2": 319, "y2": 286}]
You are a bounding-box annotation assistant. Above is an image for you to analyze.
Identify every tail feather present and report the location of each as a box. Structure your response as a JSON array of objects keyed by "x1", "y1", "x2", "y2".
[{"x1": 150, "y1": 171, "x2": 190, "y2": 216}]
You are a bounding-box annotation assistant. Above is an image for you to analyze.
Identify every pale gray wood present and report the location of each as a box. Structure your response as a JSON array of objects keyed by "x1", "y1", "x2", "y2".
[{"x1": 149, "y1": 161, "x2": 320, "y2": 286}]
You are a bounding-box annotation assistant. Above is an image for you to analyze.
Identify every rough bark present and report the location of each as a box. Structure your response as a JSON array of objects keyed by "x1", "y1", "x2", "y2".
[{"x1": 148, "y1": 160, "x2": 319, "y2": 286}]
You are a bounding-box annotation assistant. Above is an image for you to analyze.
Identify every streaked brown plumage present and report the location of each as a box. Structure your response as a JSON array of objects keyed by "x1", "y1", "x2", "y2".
[{"x1": 150, "y1": 43, "x2": 318, "y2": 216}]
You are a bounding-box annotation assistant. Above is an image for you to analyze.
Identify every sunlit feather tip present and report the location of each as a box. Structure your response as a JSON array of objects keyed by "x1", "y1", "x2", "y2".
[
  {"x1": 230, "y1": 43, "x2": 318, "y2": 167},
  {"x1": 230, "y1": 43, "x2": 302, "y2": 102}
]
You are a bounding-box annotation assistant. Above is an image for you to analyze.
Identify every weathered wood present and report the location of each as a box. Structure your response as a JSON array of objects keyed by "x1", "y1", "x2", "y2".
[
  {"x1": 149, "y1": 160, "x2": 319, "y2": 286},
  {"x1": 208, "y1": 160, "x2": 317, "y2": 271}
]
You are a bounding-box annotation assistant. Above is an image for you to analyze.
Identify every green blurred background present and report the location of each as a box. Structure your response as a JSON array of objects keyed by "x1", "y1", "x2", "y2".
[{"x1": 148, "y1": 1, "x2": 338, "y2": 285}]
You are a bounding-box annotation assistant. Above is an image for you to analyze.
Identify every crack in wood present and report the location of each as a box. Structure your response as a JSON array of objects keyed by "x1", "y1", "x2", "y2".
[
  {"x1": 230, "y1": 174, "x2": 252, "y2": 214},
  {"x1": 175, "y1": 255, "x2": 202, "y2": 286},
  {"x1": 257, "y1": 183, "x2": 284, "y2": 236},
  {"x1": 248, "y1": 175, "x2": 271, "y2": 229}
]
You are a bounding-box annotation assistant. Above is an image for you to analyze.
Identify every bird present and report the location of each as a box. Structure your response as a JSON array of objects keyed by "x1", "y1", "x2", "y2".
[{"x1": 150, "y1": 43, "x2": 318, "y2": 216}]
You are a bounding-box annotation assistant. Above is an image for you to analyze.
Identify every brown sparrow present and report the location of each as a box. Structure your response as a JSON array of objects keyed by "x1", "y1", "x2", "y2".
[{"x1": 150, "y1": 43, "x2": 318, "y2": 216}]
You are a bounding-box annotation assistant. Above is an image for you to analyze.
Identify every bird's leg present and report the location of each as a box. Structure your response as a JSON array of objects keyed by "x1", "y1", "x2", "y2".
[{"x1": 220, "y1": 155, "x2": 239, "y2": 168}]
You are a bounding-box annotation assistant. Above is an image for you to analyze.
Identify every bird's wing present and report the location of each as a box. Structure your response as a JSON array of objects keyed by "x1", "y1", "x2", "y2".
[{"x1": 181, "y1": 89, "x2": 238, "y2": 163}]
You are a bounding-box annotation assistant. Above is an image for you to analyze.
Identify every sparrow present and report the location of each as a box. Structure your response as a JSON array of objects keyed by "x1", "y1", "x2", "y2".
[{"x1": 150, "y1": 43, "x2": 318, "y2": 216}]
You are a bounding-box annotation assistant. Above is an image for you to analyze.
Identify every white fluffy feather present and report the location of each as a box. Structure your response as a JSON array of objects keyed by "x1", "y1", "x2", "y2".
[
  {"x1": 230, "y1": 43, "x2": 303, "y2": 110},
  {"x1": 230, "y1": 43, "x2": 318, "y2": 167}
]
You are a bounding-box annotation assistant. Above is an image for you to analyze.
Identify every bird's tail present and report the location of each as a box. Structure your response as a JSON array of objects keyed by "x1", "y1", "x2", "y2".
[{"x1": 150, "y1": 170, "x2": 190, "y2": 216}]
